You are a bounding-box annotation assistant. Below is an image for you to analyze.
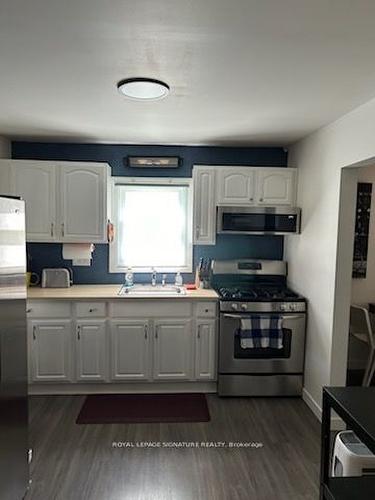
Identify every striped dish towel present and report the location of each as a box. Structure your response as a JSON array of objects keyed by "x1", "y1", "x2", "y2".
[{"x1": 238, "y1": 316, "x2": 284, "y2": 349}]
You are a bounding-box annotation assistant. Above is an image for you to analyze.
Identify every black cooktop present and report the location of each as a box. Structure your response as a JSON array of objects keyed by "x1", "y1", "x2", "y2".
[{"x1": 217, "y1": 285, "x2": 304, "y2": 302}]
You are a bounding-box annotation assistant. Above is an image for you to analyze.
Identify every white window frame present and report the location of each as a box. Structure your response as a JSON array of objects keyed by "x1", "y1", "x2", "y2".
[{"x1": 109, "y1": 177, "x2": 193, "y2": 273}]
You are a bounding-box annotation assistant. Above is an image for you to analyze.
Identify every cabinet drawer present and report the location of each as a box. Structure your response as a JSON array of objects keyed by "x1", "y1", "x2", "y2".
[
  {"x1": 110, "y1": 300, "x2": 192, "y2": 318},
  {"x1": 27, "y1": 301, "x2": 71, "y2": 318},
  {"x1": 195, "y1": 302, "x2": 217, "y2": 317},
  {"x1": 76, "y1": 302, "x2": 106, "y2": 318}
]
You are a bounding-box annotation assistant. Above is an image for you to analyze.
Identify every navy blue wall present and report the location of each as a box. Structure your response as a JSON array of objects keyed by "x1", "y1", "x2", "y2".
[{"x1": 13, "y1": 142, "x2": 287, "y2": 284}]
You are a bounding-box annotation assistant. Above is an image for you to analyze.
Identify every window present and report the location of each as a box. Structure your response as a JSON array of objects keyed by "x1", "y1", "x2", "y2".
[{"x1": 110, "y1": 178, "x2": 193, "y2": 273}]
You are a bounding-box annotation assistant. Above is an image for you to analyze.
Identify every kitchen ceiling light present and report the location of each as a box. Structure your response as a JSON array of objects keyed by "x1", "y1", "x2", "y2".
[{"x1": 117, "y1": 78, "x2": 170, "y2": 100}]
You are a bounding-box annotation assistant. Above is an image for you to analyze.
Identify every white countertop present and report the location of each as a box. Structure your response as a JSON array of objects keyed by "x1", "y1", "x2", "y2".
[{"x1": 27, "y1": 284, "x2": 219, "y2": 301}]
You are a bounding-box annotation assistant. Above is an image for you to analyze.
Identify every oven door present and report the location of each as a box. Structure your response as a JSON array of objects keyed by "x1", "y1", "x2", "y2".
[{"x1": 219, "y1": 312, "x2": 306, "y2": 374}]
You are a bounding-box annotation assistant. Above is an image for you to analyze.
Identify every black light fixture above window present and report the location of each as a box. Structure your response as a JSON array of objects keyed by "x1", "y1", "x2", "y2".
[
  {"x1": 125, "y1": 156, "x2": 181, "y2": 169},
  {"x1": 117, "y1": 78, "x2": 170, "y2": 100}
]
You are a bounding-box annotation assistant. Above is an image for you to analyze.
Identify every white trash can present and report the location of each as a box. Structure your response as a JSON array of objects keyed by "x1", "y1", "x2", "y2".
[{"x1": 332, "y1": 430, "x2": 375, "y2": 477}]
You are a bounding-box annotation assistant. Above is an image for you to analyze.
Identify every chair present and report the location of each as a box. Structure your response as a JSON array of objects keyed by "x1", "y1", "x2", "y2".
[{"x1": 349, "y1": 305, "x2": 375, "y2": 386}]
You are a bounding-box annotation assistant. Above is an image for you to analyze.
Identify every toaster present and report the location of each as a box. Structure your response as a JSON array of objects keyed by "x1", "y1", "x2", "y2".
[{"x1": 41, "y1": 268, "x2": 72, "y2": 288}]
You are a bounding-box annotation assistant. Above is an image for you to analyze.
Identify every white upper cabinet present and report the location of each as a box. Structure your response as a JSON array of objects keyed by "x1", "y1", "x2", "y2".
[
  {"x1": 0, "y1": 160, "x2": 13, "y2": 196},
  {"x1": 0, "y1": 159, "x2": 110, "y2": 243},
  {"x1": 12, "y1": 162, "x2": 57, "y2": 241},
  {"x1": 193, "y1": 167, "x2": 216, "y2": 245},
  {"x1": 214, "y1": 166, "x2": 297, "y2": 207},
  {"x1": 216, "y1": 167, "x2": 256, "y2": 205},
  {"x1": 60, "y1": 164, "x2": 107, "y2": 242},
  {"x1": 257, "y1": 169, "x2": 296, "y2": 206}
]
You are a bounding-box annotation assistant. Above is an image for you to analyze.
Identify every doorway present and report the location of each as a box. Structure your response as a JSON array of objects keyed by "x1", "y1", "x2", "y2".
[
  {"x1": 347, "y1": 166, "x2": 375, "y2": 386},
  {"x1": 331, "y1": 162, "x2": 375, "y2": 389}
]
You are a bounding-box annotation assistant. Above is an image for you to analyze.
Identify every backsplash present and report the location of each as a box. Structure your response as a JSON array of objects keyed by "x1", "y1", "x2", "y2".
[
  {"x1": 27, "y1": 236, "x2": 283, "y2": 284},
  {"x1": 13, "y1": 142, "x2": 286, "y2": 284}
]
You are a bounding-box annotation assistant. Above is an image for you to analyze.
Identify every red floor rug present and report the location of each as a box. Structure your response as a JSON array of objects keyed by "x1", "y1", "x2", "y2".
[{"x1": 76, "y1": 393, "x2": 210, "y2": 424}]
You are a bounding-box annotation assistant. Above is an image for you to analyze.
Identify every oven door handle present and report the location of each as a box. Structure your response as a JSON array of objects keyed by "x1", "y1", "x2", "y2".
[{"x1": 223, "y1": 314, "x2": 305, "y2": 321}]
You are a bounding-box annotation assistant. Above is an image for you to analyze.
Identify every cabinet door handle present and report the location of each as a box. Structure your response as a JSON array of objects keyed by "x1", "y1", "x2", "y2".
[
  {"x1": 197, "y1": 325, "x2": 201, "y2": 339},
  {"x1": 89, "y1": 308, "x2": 97, "y2": 313},
  {"x1": 50, "y1": 222, "x2": 54, "y2": 237},
  {"x1": 61, "y1": 223, "x2": 65, "y2": 237},
  {"x1": 155, "y1": 326, "x2": 159, "y2": 339},
  {"x1": 249, "y1": 197, "x2": 253, "y2": 201},
  {"x1": 77, "y1": 325, "x2": 81, "y2": 340},
  {"x1": 259, "y1": 198, "x2": 263, "y2": 202},
  {"x1": 144, "y1": 325, "x2": 148, "y2": 339},
  {"x1": 195, "y1": 226, "x2": 200, "y2": 238},
  {"x1": 32, "y1": 326, "x2": 36, "y2": 340},
  {"x1": 26, "y1": 308, "x2": 32, "y2": 314}
]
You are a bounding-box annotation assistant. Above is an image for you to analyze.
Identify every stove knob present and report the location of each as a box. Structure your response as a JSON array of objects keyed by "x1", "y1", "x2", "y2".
[
  {"x1": 280, "y1": 303, "x2": 286, "y2": 311},
  {"x1": 231, "y1": 303, "x2": 239, "y2": 310},
  {"x1": 240, "y1": 303, "x2": 248, "y2": 311},
  {"x1": 290, "y1": 304, "x2": 296, "y2": 311}
]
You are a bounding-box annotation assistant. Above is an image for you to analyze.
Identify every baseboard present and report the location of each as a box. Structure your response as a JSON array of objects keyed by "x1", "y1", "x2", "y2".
[
  {"x1": 302, "y1": 388, "x2": 345, "y2": 430},
  {"x1": 302, "y1": 388, "x2": 322, "y2": 420},
  {"x1": 28, "y1": 381, "x2": 218, "y2": 395}
]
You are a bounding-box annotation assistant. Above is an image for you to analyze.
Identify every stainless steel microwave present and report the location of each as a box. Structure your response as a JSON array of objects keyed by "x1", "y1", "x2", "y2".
[{"x1": 216, "y1": 206, "x2": 301, "y2": 235}]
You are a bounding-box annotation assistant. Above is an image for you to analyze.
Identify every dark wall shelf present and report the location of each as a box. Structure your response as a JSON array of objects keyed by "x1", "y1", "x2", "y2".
[{"x1": 352, "y1": 182, "x2": 372, "y2": 279}]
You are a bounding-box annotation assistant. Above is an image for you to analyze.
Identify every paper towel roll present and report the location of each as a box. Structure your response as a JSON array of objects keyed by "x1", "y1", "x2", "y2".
[{"x1": 62, "y1": 244, "x2": 95, "y2": 266}]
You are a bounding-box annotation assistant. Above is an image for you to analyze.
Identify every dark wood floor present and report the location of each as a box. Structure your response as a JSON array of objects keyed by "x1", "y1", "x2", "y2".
[{"x1": 26, "y1": 395, "x2": 320, "y2": 500}]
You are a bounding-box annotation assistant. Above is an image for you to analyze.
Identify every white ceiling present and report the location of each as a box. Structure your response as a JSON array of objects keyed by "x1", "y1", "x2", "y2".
[{"x1": 1, "y1": 0, "x2": 375, "y2": 146}]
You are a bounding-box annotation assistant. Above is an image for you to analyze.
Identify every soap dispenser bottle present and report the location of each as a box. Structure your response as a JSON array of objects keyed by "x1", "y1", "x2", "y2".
[
  {"x1": 151, "y1": 268, "x2": 157, "y2": 286},
  {"x1": 125, "y1": 267, "x2": 134, "y2": 287},
  {"x1": 175, "y1": 271, "x2": 183, "y2": 287}
]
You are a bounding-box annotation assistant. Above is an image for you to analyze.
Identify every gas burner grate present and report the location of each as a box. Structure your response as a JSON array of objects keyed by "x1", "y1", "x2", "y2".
[{"x1": 218, "y1": 286, "x2": 299, "y2": 301}]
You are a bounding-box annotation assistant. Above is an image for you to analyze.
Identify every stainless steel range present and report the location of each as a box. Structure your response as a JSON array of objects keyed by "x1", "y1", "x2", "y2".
[{"x1": 212, "y1": 259, "x2": 307, "y2": 397}]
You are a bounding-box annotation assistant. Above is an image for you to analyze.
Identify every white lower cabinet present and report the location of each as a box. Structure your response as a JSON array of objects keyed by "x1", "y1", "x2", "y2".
[
  {"x1": 76, "y1": 320, "x2": 107, "y2": 382},
  {"x1": 110, "y1": 320, "x2": 150, "y2": 381},
  {"x1": 153, "y1": 319, "x2": 193, "y2": 380},
  {"x1": 29, "y1": 319, "x2": 72, "y2": 382},
  {"x1": 195, "y1": 320, "x2": 217, "y2": 380},
  {"x1": 27, "y1": 300, "x2": 218, "y2": 388}
]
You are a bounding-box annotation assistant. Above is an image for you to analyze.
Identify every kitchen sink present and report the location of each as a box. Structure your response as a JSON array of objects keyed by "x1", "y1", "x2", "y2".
[{"x1": 118, "y1": 284, "x2": 186, "y2": 296}]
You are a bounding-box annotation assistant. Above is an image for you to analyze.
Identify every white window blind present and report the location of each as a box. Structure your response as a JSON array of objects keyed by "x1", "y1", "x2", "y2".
[{"x1": 110, "y1": 180, "x2": 193, "y2": 273}]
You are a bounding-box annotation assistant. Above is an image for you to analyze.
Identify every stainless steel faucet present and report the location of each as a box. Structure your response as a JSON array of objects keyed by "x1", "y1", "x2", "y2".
[{"x1": 151, "y1": 268, "x2": 157, "y2": 286}]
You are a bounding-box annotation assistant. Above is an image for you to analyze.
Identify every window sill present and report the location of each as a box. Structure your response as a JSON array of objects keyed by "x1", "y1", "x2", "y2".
[{"x1": 109, "y1": 265, "x2": 193, "y2": 274}]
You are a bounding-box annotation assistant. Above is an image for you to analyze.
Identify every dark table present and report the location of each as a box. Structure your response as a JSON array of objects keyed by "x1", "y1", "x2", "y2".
[{"x1": 320, "y1": 387, "x2": 375, "y2": 499}]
